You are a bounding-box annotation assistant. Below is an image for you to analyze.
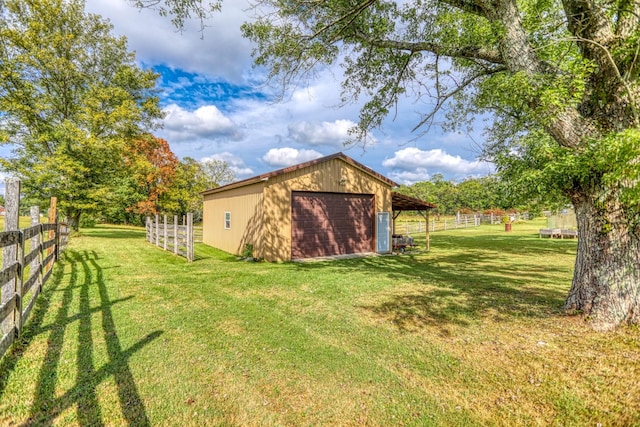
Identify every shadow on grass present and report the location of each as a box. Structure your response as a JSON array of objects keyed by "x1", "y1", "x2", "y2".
[
  {"x1": 0, "y1": 256, "x2": 66, "y2": 399},
  {"x1": 0, "y1": 249, "x2": 162, "y2": 426},
  {"x1": 80, "y1": 226, "x2": 147, "y2": 240},
  {"x1": 83, "y1": 226, "x2": 217, "y2": 263},
  {"x1": 296, "y1": 233, "x2": 576, "y2": 331}
]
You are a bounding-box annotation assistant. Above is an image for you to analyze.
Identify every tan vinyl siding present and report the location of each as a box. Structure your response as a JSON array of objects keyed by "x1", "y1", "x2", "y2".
[{"x1": 202, "y1": 182, "x2": 265, "y2": 257}]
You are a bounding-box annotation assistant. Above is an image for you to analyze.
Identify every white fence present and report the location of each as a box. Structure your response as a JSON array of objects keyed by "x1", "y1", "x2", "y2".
[
  {"x1": 145, "y1": 214, "x2": 194, "y2": 262},
  {"x1": 396, "y1": 212, "x2": 531, "y2": 235}
]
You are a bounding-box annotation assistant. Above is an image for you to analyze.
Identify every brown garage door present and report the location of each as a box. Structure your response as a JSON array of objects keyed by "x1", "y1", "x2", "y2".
[{"x1": 291, "y1": 191, "x2": 374, "y2": 259}]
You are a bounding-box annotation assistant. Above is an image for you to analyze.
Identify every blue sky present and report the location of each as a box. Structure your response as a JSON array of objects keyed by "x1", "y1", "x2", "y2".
[{"x1": 2, "y1": 0, "x2": 494, "y2": 193}]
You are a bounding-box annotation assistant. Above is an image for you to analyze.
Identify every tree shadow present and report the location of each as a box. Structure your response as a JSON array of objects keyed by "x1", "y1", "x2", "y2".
[
  {"x1": 295, "y1": 233, "x2": 576, "y2": 331},
  {"x1": 0, "y1": 249, "x2": 162, "y2": 426}
]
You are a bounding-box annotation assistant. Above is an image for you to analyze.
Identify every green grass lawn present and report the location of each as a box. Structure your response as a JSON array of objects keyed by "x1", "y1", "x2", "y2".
[
  {"x1": 0, "y1": 220, "x2": 638, "y2": 426},
  {"x1": 0, "y1": 215, "x2": 45, "y2": 229}
]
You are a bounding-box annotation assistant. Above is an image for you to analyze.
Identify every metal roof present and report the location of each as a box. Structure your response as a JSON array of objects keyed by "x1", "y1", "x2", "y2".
[
  {"x1": 202, "y1": 152, "x2": 398, "y2": 196},
  {"x1": 392, "y1": 192, "x2": 437, "y2": 211}
]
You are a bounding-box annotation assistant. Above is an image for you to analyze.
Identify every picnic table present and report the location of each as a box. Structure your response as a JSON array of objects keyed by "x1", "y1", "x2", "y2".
[
  {"x1": 392, "y1": 234, "x2": 417, "y2": 253},
  {"x1": 539, "y1": 228, "x2": 578, "y2": 239}
]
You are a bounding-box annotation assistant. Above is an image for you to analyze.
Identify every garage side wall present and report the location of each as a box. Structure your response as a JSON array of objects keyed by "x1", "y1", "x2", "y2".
[
  {"x1": 202, "y1": 183, "x2": 265, "y2": 258},
  {"x1": 262, "y1": 158, "x2": 392, "y2": 261}
]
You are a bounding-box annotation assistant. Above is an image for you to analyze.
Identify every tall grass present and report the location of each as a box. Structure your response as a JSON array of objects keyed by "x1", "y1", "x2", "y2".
[{"x1": 0, "y1": 221, "x2": 638, "y2": 426}]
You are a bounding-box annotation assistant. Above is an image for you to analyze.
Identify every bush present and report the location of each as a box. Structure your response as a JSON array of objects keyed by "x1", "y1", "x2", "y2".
[
  {"x1": 241, "y1": 243, "x2": 254, "y2": 259},
  {"x1": 79, "y1": 215, "x2": 97, "y2": 228}
]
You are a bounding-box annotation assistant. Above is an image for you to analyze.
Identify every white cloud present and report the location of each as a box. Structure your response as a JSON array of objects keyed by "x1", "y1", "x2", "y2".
[
  {"x1": 383, "y1": 147, "x2": 493, "y2": 180},
  {"x1": 162, "y1": 104, "x2": 241, "y2": 142},
  {"x1": 86, "y1": 0, "x2": 253, "y2": 82},
  {"x1": 287, "y1": 120, "x2": 355, "y2": 146},
  {"x1": 387, "y1": 168, "x2": 431, "y2": 185},
  {"x1": 83, "y1": 1, "x2": 493, "y2": 182},
  {"x1": 200, "y1": 152, "x2": 254, "y2": 177},
  {"x1": 261, "y1": 148, "x2": 324, "y2": 167},
  {"x1": 0, "y1": 172, "x2": 11, "y2": 198}
]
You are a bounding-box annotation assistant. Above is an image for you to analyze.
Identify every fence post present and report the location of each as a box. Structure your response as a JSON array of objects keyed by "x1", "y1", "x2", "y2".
[
  {"x1": 2, "y1": 179, "x2": 20, "y2": 337},
  {"x1": 30, "y1": 206, "x2": 42, "y2": 294},
  {"x1": 187, "y1": 213, "x2": 194, "y2": 262},
  {"x1": 173, "y1": 215, "x2": 178, "y2": 256},
  {"x1": 55, "y1": 220, "x2": 61, "y2": 262},
  {"x1": 155, "y1": 214, "x2": 160, "y2": 246},
  {"x1": 46, "y1": 198, "x2": 58, "y2": 275},
  {"x1": 425, "y1": 211, "x2": 430, "y2": 252},
  {"x1": 163, "y1": 215, "x2": 168, "y2": 251}
]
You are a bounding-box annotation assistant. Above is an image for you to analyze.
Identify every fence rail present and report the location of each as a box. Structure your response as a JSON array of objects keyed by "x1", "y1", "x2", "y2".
[
  {"x1": 396, "y1": 212, "x2": 531, "y2": 235},
  {"x1": 194, "y1": 226, "x2": 203, "y2": 243},
  {"x1": 146, "y1": 214, "x2": 194, "y2": 262},
  {"x1": 1, "y1": 180, "x2": 68, "y2": 361}
]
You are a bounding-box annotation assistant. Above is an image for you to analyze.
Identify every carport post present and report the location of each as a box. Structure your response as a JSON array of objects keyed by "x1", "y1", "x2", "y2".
[
  {"x1": 416, "y1": 209, "x2": 430, "y2": 252},
  {"x1": 425, "y1": 210, "x2": 430, "y2": 251}
]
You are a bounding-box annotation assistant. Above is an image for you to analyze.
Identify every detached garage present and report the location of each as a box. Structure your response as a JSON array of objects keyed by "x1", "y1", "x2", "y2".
[{"x1": 202, "y1": 152, "x2": 403, "y2": 262}]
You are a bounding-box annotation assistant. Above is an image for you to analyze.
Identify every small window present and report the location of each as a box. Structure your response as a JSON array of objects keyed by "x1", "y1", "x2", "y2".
[{"x1": 224, "y1": 212, "x2": 231, "y2": 229}]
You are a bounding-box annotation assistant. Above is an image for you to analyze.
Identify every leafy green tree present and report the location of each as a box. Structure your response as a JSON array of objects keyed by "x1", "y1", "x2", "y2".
[
  {"x1": 410, "y1": 174, "x2": 459, "y2": 216},
  {"x1": 456, "y1": 177, "x2": 498, "y2": 212},
  {"x1": 142, "y1": 0, "x2": 640, "y2": 329},
  {"x1": 201, "y1": 159, "x2": 236, "y2": 188},
  {"x1": 399, "y1": 175, "x2": 510, "y2": 215},
  {"x1": 100, "y1": 175, "x2": 147, "y2": 225},
  {"x1": 0, "y1": 0, "x2": 163, "y2": 230},
  {"x1": 157, "y1": 158, "x2": 204, "y2": 218},
  {"x1": 158, "y1": 157, "x2": 235, "y2": 221},
  {"x1": 128, "y1": 0, "x2": 221, "y2": 31}
]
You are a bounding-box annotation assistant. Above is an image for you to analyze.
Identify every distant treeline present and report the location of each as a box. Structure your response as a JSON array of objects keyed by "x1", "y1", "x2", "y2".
[{"x1": 395, "y1": 173, "x2": 558, "y2": 216}]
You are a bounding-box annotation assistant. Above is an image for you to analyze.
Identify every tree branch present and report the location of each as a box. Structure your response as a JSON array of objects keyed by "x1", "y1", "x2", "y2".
[
  {"x1": 572, "y1": 35, "x2": 639, "y2": 122},
  {"x1": 411, "y1": 65, "x2": 507, "y2": 134},
  {"x1": 561, "y1": 0, "x2": 616, "y2": 52},
  {"x1": 305, "y1": 0, "x2": 376, "y2": 42},
  {"x1": 351, "y1": 30, "x2": 504, "y2": 65},
  {"x1": 438, "y1": 0, "x2": 489, "y2": 17}
]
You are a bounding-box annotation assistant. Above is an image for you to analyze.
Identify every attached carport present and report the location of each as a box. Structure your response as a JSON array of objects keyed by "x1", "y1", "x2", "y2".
[{"x1": 392, "y1": 192, "x2": 437, "y2": 251}]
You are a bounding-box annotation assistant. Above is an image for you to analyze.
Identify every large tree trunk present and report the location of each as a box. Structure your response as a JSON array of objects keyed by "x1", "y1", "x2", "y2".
[{"x1": 564, "y1": 189, "x2": 640, "y2": 330}]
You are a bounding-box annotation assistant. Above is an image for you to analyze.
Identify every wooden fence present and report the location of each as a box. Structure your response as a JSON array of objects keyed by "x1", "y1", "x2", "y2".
[
  {"x1": 1, "y1": 180, "x2": 68, "y2": 361},
  {"x1": 145, "y1": 213, "x2": 194, "y2": 262},
  {"x1": 194, "y1": 226, "x2": 203, "y2": 243}
]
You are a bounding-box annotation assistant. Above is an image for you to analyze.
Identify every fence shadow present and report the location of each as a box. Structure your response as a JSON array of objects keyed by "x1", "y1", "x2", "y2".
[
  {"x1": 0, "y1": 256, "x2": 66, "y2": 399},
  {"x1": 1, "y1": 249, "x2": 162, "y2": 426}
]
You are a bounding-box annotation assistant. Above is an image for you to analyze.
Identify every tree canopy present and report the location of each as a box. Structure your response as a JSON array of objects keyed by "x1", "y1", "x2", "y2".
[
  {"x1": 0, "y1": 0, "x2": 163, "y2": 229},
  {"x1": 156, "y1": 157, "x2": 236, "y2": 222}
]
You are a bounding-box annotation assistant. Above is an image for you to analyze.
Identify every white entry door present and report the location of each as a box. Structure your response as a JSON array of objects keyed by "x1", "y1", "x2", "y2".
[{"x1": 376, "y1": 212, "x2": 391, "y2": 253}]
